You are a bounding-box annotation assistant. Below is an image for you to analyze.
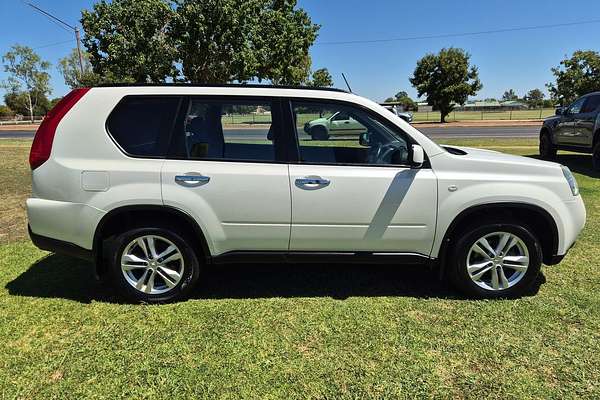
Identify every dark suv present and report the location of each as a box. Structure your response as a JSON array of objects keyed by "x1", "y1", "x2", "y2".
[{"x1": 539, "y1": 92, "x2": 600, "y2": 169}]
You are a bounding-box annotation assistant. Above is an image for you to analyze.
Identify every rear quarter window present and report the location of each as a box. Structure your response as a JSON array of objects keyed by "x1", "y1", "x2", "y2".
[{"x1": 107, "y1": 96, "x2": 180, "y2": 157}]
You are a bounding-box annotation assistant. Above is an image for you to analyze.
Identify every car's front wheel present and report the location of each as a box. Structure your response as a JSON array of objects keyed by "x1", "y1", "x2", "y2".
[
  {"x1": 449, "y1": 221, "x2": 542, "y2": 298},
  {"x1": 539, "y1": 133, "x2": 557, "y2": 160},
  {"x1": 108, "y1": 227, "x2": 200, "y2": 303},
  {"x1": 310, "y1": 125, "x2": 329, "y2": 140}
]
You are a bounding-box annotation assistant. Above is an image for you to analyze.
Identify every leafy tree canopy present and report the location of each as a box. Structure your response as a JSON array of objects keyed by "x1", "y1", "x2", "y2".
[
  {"x1": 4, "y1": 90, "x2": 50, "y2": 117},
  {"x1": 410, "y1": 47, "x2": 482, "y2": 122},
  {"x1": 58, "y1": 48, "x2": 102, "y2": 89},
  {"x1": 308, "y1": 68, "x2": 333, "y2": 87},
  {"x1": 81, "y1": 0, "x2": 320, "y2": 85},
  {"x1": 1, "y1": 45, "x2": 51, "y2": 121},
  {"x1": 384, "y1": 90, "x2": 416, "y2": 110},
  {"x1": 81, "y1": 0, "x2": 178, "y2": 83},
  {"x1": 547, "y1": 50, "x2": 600, "y2": 105},
  {"x1": 524, "y1": 88, "x2": 544, "y2": 108},
  {"x1": 502, "y1": 89, "x2": 519, "y2": 101}
]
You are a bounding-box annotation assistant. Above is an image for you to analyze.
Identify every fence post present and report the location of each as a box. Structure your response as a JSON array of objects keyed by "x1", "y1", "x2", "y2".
[
  {"x1": 509, "y1": 110, "x2": 512, "y2": 120},
  {"x1": 481, "y1": 111, "x2": 484, "y2": 120},
  {"x1": 426, "y1": 111, "x2": 429, "y2": 121},
  {"x1": 539, "y1": 108, "x2": 543, "y2": 119}
]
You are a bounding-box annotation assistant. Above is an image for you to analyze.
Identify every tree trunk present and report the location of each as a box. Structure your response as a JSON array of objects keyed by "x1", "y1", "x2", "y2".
[
  {"x1": 440, "y1": 111, "x2": 447, "y2": 123},
  {"x1": 27, "y1": 92, "x2": 33, "y2": 123}
]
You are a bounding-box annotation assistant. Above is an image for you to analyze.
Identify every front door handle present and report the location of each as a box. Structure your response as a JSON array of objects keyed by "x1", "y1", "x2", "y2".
[
  {"x1": 175, "y1": 174, "x2": 210, "y2": 187},
  {"x1": 295, "y1": 176, "x2": 330, "y2": 189}
]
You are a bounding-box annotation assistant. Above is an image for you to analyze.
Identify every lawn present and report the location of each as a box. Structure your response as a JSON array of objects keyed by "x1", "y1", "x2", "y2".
[{"x1": 0, "y1": 138, "x2": 599, "y2": 399}]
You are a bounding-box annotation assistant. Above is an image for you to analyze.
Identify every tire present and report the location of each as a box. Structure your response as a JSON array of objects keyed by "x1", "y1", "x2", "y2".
[
  {"x1": 449, "y1": 220, "x2": 542, "y2": 299},
  {"x1": 310, "y1": 125, "x2": 329, "y2": 140},
  {"x1": 108, "y1": 227, "x2": 200, "y2": 303},
  {"x1": 539, "y1": 132, "x2": 557, "y2": 160},
  {"x1": 592, "y1": 141, "x2": 600, "y2": 171}
]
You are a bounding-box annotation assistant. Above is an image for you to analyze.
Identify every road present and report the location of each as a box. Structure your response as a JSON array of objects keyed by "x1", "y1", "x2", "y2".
[{"x1": 0, "y1": 125, "x2": 540, "y2": 140}]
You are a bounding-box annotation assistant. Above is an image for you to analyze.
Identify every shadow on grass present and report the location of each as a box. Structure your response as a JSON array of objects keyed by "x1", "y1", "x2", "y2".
[
  {"x1": 6, "y1": 253, "x2": 545, "y2": 303},
  {"x1": 528, "y1": 153, "x2": 600, "y2": 178}
]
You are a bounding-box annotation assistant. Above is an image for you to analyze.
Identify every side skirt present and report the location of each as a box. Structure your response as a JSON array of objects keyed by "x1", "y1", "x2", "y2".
[{"x1": 210, "y1": 251, "x2": 431, "y2": 265}]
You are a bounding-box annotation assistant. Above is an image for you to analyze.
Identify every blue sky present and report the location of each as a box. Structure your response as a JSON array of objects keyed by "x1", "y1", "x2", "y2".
[{"x1": 1, "y1": 0, "x2": 600, "y2": 103}]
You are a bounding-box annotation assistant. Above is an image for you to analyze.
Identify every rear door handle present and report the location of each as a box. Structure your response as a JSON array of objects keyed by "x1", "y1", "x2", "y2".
[
  {"x1": 175, "y1": 174, "x2": 210, "y2": 187},
  {"x1": 295, "y1": 176, "x2": 330, "y2": 189}
]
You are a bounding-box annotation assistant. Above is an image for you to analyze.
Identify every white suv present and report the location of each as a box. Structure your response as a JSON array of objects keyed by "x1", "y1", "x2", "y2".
[{"x1": 27, "y1": 85, "x2": 586, "y2": 302}]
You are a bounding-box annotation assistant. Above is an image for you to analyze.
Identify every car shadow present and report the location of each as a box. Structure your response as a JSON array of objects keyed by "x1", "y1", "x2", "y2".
[
  {"x1": 6, "y1": 253, "x2": 545, "y2": 303},
  {"x1": 528, "y1": 153, "x2": 600, "y2": 178}
]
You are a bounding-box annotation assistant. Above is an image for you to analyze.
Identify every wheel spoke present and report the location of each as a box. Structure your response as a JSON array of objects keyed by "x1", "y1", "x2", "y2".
[
  {"x1": 502, "y1": 262, "x2": 528, "y2": 272},
  {"x1": 490, "y1": 267, "x2": 500, "y2": 290},
  {"x1": 147, "y1": 237, "x2": 158, "y2": 259},
  {"x1": 470, "y1": 264, "x2": 494, "y2": 281},
  {"x1": 121, "y1": 254, "x2": 148, "y2": 270},
  {"x1": 498, "y1": 267, "x2": 510, "y2": 288},
  {"x1": 158, "y1": 265, "x2": 181, "y2": 282},
  {"x1": 495, "y1": 233, "x2": 511, "y2": 255},
  {"x1": 162, "y1": 252, "x2": 182, "y2": 264},
  {"x1": 503, "y1": 255, "x2": 528, "y2": 265},
  {"x1": 472, "y1": 244, "x2": 492, "y2": 260},
  {"x1": 136, "y1": 238, "x2": 150, "y2": 259},
  {"x1": 156, "y1": 245, "x2": 177, "y2": 261},
  {"x1": 144, "y1": 270, "x2": 156, "y2": 294},
  {"x1": 477, "y1": 238, "x2": 497, "y2": 258},
  {"x1": 135, "y1": 269, "x2": 150, "y2": 291},
  {"x1": 156, "y1": 268, "x2": 177, "y2": 288}
]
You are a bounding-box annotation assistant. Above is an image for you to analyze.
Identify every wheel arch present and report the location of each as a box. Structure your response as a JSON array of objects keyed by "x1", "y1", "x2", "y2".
[
  {"x1": 438, "y1": 202, "x2": 559, "y2": 269},
  {"x1": 93, "y1": 205, "x2": 211, "y2": 278}
]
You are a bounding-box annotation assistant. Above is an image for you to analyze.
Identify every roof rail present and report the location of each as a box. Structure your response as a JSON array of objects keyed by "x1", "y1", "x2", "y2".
[{"x1": 95, "y1": 82, "x2": 349, "y2": 93}]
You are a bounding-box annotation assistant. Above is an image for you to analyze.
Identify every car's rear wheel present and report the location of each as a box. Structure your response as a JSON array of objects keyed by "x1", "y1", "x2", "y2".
[
  {"x1": 539, "y1": 133, "x2": 557, "y2": 160},
  {"x1": 310, "y1": 125, "x2": 329, "y2": 140},
  {"x1": 592, "y1": 141, "x2": 600, "y2": 171},
  {"x1": 449, "y1": 221, "x2": 542, "y2": 299},
  {"x1": 108, "y1": 227, "x2": 200, "y2": 303}
]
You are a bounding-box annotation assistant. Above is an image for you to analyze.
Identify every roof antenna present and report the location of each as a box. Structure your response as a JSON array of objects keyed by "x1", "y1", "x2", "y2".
[{"x1": 341, "y1": 73, "x2": 352, "y2": 93}]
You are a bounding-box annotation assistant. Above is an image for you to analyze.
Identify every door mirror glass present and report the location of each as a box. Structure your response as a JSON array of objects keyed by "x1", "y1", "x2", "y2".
[
  {"x1": 555, "y1": 107, "x2": 564, "y2": 116},
  {"x1": 411, "y1": 144, "x2": 424, "y2": 167}
]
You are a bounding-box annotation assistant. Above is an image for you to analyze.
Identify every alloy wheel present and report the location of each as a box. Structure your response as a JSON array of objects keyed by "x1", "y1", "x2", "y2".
[
  {"x1": 466, "y1": 231, "x2": 529, "y2": 291},
  {"x1": 120, "y1": 235, "x2": 185, "y2": 295}
]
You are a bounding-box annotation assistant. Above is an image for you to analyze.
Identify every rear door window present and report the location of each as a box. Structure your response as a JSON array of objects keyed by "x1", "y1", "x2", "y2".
[
  {"x1": 168, "y1": 97, "x2": 284, "y2": 162},
  {"x1": 107, "y1": 96, "x2": 181, "y2": 157}
]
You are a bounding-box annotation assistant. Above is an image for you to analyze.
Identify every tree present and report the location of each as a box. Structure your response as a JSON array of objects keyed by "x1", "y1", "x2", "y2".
[
  {"x1": 547, "y1": 50, "x2": 600, "y2": 105},
  {"x1": 502, "y1": 89, "x2": 518, "y2": 101},
  {"x1": 81, "y1": 0, "x2": 178, "y2": 83},
  {"x1": 0, "y1": 105, "x2": 14, "y2": 118},
  {"x1": 410, "y1": 48, "x2": 482, "y2": 122},
  {"x1": 171, "y1": 0, "x2": 319, "y2": 84},
  {"x1": 1, "y1": 45, "x2": 51, "y2": 122},
  {"x1": 4, "y1": 90, "x2": 51, "y2": 117},
  {"x1": 384, "y1": 90, "x2": 416, "y2": 110},
  {"x1": 308, "y1": 68, "x2": 333, "y2": 87},
  {"x1": 524, "y1": 88, "x2": 545, "y2": 108},
  {"x1": 58, "y1": 48, "x2": 102, "y2": 89}
]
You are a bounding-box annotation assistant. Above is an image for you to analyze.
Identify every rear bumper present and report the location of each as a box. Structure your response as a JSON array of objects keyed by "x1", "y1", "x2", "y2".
[{"x1": 28, "y1": 225, "x2": 93, "y2": 261}]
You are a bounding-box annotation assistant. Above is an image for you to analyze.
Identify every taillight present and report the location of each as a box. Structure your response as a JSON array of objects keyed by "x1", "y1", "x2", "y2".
[{"x1": 29, "y1": 87, "x2": 90, "y2": 170}]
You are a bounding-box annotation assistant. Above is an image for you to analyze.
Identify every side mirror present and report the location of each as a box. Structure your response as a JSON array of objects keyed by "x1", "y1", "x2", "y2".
[
  {"x1": 359, "y1": 132, "x2": 370, "y2": 146},
  {"x1": 555, "y1": 107, "x2": 564, "y2": 116},
  {"x1": 411, "y1": 144, "x2": 424, "y2": 167}
]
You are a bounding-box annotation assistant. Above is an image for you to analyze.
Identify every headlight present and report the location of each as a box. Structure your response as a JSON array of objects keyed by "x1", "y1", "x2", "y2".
[{"x1": 561, "y1": 165, "x2": 579, "y2": 196}]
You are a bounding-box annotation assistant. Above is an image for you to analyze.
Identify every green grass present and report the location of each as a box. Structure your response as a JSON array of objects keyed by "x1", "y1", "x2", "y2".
[
  {"x1": 412, "y1": 108, "x2": 555, "y2": 122},
  {"x1": 1, "y1": 138, "x2": 600, "y2": 398}
]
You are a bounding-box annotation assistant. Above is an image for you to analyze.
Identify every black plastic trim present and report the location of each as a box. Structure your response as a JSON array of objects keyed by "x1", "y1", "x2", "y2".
[
  {"x1": 211, "y1": 251, "x2": 430, "y2": 265},
  {"x1": 556, "y1": 144, "x2": 592, "y2": 154},
  {"x1": 29, "y1": 225, "x2": 93, "y2": 261},
  {"x1": 95, "y1": 82, "x2": 349, "y2": 93}
]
